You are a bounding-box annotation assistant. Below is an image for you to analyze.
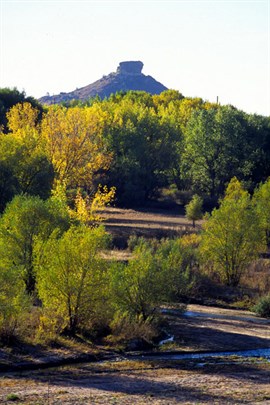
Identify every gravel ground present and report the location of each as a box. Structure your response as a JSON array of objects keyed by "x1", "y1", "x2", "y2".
[
  {"x1": 0, "y1": 357, "x2": 270, "y2": 404},
  {"x1": 1, "y1": 304, "x2": 270, "y2": 404}
]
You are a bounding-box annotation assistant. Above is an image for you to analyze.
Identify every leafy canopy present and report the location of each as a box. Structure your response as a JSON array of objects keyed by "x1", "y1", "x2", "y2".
[
  {"x1": 36, "y1": 225, "x2": 110, "y2": 334},
  {"x1": 200, "y1": 177, "x2": 265, "y2": 286}
]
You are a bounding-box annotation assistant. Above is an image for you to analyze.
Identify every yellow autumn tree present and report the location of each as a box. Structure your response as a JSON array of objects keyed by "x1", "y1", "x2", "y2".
[
  {"x1": 69, "y1": 186, "x2": 116, "y2": 224},
  {"x1": 41, "y1": 105, "x2": 112, "y2": 190},
  {"x1": 0, "y1": 103, "x2": 54, "y2": 204},
  {"x1": 6, "y1": 102, "x2": 39, "y2": 135},
  {"x1": 41, "y1": 104, "x2": 114, "y2": 221},
  {"x1": 179, "y1": 98, "x2": 218, "y2": 131}
]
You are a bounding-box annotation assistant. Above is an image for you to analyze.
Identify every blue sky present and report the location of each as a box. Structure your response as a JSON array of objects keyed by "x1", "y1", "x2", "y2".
[{"x1": 0, "y1": 0, "x2": 269, "y2": 116}]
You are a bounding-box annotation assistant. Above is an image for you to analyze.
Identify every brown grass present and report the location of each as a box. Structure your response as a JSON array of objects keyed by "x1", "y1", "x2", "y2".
[{"x1": 101, "y1": 207, "x2": 202, "y2": 248}]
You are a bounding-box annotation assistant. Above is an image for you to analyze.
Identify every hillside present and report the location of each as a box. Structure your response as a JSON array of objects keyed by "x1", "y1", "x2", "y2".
[{"x1": 39, "y1": 61, "x2": 168, "y2": 105}]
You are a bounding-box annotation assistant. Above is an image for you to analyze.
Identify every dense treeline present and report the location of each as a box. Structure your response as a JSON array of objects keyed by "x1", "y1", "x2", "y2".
[
  {"x1": 0, "y1": 88, "x2": 269, "y2": 210},
  {"x1": 0, "y1": 87, "x2": 270, "y2": 346}
]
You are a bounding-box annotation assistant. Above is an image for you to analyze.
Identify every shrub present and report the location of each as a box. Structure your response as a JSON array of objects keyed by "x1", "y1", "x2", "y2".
[
  {"x1": 253, "y1": 295, "x2": 270, "y2": 318},
  {"x1": 0, "y1": 260, "x2": 30, "y2": 345},
  {"x1": 106, "y1": 312, "x2": 160, "y2": 349},
  {"x1": 34, "y1": 308, "x2": 67, "y2": 345},
  {"x1": 6, "y1": 393, "x2": 20, "y2": 401}
]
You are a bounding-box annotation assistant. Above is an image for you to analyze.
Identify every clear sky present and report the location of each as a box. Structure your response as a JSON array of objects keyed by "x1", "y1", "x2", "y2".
[{"x1": 0, "y1": 0, "x2": 269, "y2": 116}]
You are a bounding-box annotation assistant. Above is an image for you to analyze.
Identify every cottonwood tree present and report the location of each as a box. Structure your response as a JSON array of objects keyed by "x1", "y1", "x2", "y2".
[
  {"x1": 36, "y1": 225, "x2": 110, "y2": 335},
  {"x1": 41, "y1": 104, "x2": 114, "y2": 219},
  {"x1": 110, "y1": 240, "x2": 163, "y2": 321},
  {"x1": 0, "y1": 103, "x2": 54, "y2": 211},
  {"x1": 253, "y1": 178, "x2": 270, "y2": 243},
  {"x1": 0, "y1": 258, "x2": 29, "y2": 343},
  {"x1": 103, "y1": 96, "x2": 180, "y2": 205},
  {"x1": 41, "y1": 105, "x2": 112, "y2": 192},
  {"x1": 0, "y1": 87, "x2": 42, "y2": 132},
  {"x1": 0, "y1": 195, "x2": 70, "y2": 295},
  {"x1": 182, "y1": 106, "x2": 256, "y2": 199},
  {"x1": 200, "y1": 177, "x2": 265, "y2": 286}
]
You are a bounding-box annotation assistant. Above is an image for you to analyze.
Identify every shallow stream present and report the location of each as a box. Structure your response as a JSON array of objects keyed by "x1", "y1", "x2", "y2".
[
  {"x1": 137, "y1": 347, "x2": 270, "y2": 362},
  {"x1": 149, "y1": 308, "x2": 270, "y2": 362}
]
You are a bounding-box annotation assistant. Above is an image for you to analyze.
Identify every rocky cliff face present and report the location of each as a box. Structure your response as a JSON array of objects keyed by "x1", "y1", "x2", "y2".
[
  {"x1": 117, "y1": 61, "x2": 143, "y2": 75},
  {"x1": 39, "y1": 61, "x2": 167, "y2": 105}
]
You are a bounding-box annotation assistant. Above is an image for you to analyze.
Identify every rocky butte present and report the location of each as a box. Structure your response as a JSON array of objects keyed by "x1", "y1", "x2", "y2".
[{"x1": 39, "y1": 61, "x2": 168, "y2": 105}]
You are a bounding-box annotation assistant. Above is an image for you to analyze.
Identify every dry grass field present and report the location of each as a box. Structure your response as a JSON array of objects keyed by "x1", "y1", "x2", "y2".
[{"x1": 101, "y1": 206, "x2": 202, "y2": 249}]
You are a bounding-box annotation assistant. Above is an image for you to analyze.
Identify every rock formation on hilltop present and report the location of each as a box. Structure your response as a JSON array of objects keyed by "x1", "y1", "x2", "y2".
[
  {"x1": 117, "y1": 61, "x2": 144, "y2": 75},
  {"x1": 39, "y1": 61, "x2": 168, "y2": 105}
]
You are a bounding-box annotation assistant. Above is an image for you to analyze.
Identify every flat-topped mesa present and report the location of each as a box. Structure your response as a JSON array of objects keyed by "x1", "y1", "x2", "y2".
[
  {"x1": 117, "y1": 61, "x2": 143, "y2": 75},
  {"x1": 39, "y1": 60, "x2": 168, "y2": 105}
]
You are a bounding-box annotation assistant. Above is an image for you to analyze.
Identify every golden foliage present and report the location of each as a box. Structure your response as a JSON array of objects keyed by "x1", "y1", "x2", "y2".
[
  {"x1": 41, "y1": 105, "x2": 112, "y2": 189},
  {"x1": 70, "y1": 185, "x2": 116, "y2": 223},
  {"x1": 7, "y1": 102, "x2": 39, "y2": 136},
  {"x1": 180, "y1": 233, "x2": 201, "y2": 248}
]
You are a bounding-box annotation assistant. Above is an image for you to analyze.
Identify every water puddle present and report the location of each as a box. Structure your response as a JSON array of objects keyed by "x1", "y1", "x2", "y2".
[
  {"x1": 139, "y1": 347, "x2": 270, "y2": 361},
  {"x1": 183, "y1": 310, "x2": 267, "y2": 323},
  {"x1": 159, "y1": 335, "x2": 174, "y2": 345}
]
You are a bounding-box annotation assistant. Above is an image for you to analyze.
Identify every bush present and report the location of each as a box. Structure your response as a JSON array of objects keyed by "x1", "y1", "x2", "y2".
[
  {"x1": 106, "y1": 312, "x2": 160, "y2": 350},
  {"x1": 253, "y1": 295, "x2": 270, "y2": 318},
  {"x1": 6, "y1": 393, "x2": 20, "y2": 401},
  {"x1": 34, "y1": 308, "x2": 67, "y2": 345},
  {"x1": 0, "y1": 266, "x2": 30, "y2": 345}
]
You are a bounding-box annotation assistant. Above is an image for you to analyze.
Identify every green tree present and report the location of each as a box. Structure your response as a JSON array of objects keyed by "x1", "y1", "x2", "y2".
[
  {"x1": 185, "y1": 194, "x2": 203, "y2": 227},
  {"x1": 245, "y1": 114, "x2": 270, "y2": 185},
  {"x1": 200, "y1": 177, "x2": 265, "y2": 286},
  {"x1": 0, "y1": 195, "x2": 70, "y2": 295},
  {"x1": 0, "y1": 134, "x2": 54, "y2": 211},
  {"x1": 253, "y1": 178, "x2": 270, "y2": 243},
  {"x1": 0, "y1": 258, "x2": 29, "y2": 343},
  {"x1": 110, "y1": 240, "x2": 163, "y2": 321},
  {"x1": 154, "y1": 235, "x2": 199, "y2": 302},
  {"x1": 111, "y1": 235, "x2": 199, "y2": 321},
  {"x1": 0, "y1": 103, "x2": 54, "y2": 211},
  {"x1": 104, "y1": 95, "x2": 180, "y2": 205},
  {"x1": 36, "y1": 225, "x2": 110, "y2": 335},
  {"x1": 182, "y1": 106, "x2": 256, "y2": 199}
]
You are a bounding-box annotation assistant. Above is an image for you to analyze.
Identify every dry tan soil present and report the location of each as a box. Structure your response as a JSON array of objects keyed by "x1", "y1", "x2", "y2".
[
  {"x1": 163, "y1": 304, "x2": 270, "y2": 352},
  {"x1": 102, "y1": 206, "x2": 199, "y2": 230},
  {"x1": 1, "y1": 305, "x2": 270, "y2": 404},
  {"x1": 0, "y1": 357, "x2": 269, "y2": 404},
  {"x1": 101, "y1": 207, "x2": 201, "y2": 248}
]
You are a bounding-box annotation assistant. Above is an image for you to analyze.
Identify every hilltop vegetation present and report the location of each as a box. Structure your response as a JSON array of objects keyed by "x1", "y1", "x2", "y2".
[{"x1": 0, "y1": 87, "x2": 270, "y2": 349}]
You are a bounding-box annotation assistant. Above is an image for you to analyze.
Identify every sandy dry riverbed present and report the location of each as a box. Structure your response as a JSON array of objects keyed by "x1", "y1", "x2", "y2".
[
  {"x1": 162, "y1": 304, "x2": 270, "y2": 352},
  {"x1": 1, "y1": 305, "x2": 270, "y2": 404},
  {"x1": 0, "y1": 357, "x2": 270, "y2": 404}
]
